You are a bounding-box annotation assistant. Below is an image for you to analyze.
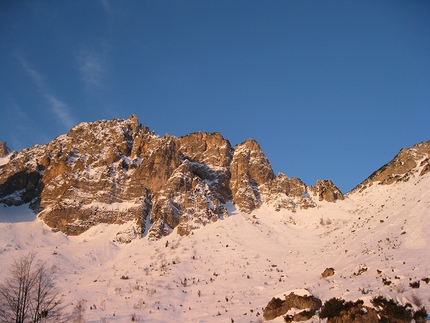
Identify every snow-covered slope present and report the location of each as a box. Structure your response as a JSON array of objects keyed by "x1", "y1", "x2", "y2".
[{"x1": 1, "y1": 164, "x2": 429, "y2": 322}]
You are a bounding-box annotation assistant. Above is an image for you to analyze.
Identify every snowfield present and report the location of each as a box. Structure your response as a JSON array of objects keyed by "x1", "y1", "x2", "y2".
[{"x1": 1, "y1": 172, "x2": 429, "y2": 322}]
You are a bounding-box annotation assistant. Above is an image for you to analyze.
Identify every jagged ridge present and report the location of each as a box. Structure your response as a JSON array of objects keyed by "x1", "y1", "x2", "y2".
[
  {"x1": 0, "y1": 115, "x2": 344, "y2": 239},
  {"x1": 352, "y1": 141, "x2": 430, "y2": 193}
]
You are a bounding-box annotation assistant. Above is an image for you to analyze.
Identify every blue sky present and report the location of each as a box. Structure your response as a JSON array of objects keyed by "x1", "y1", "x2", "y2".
[{"x1": 1, "y1": 1, "x2": 429, "y2": 193}]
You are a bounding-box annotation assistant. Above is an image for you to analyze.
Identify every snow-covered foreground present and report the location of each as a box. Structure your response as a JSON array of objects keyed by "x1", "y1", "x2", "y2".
[{"x1": 1, "y1": 173, "x2": 430, "y2": 322}]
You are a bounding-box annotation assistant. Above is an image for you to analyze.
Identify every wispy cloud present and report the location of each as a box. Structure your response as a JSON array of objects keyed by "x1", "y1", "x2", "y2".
[
  {"x1": 19, "y1": 57, "x2": 76, "y2": 129},
  {"x1": 46, "y1": 96, "x2": 76, "y2": 130},
  {"x1": 100, "y1": 0, "x2": 112, "y2": 13},
  {"x1": 77, "y1": 49, "x2": 106, "y2": 89}
]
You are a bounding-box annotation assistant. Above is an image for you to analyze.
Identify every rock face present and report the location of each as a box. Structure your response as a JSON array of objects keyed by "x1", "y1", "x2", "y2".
[
  {"x1": 309, "y1": 180, "x2": 344, "y2": 202},
  {"x1": 229, "y1": 139, "x2": 322, "y2": 213},
  {"x1": 0, "y1": 115, "x2": 343, "y2": 239},
  {"x1": 352, "y1": 141, "x2": 430, "y2": 193},
  {"x1": 230, "y1": 139, "x2": 274, "y2": 213},
  {"x1": 0, "y1": 142, "x2": 10, "y2": 157}
]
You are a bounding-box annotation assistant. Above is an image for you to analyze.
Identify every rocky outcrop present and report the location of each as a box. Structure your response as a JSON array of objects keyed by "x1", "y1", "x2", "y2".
[
  {"x1": 229, "y1": 139, "x2": 320, "y2": 213},
  {"x1": 321, "y1": 267, "x2": 335, "y2": 278},
  {"x1": 230, "y1": 139, "x2": 274, "y2": 213},
  {"x1": 309, "y1": 180, "x2": 344, "y2": 202},
  {"x1": 0, "y1": 115, "x2": 343, "y2": 239},
  {"x1": 148, "y1": 160, "x2": 227, "y2": 240},
  {"x1": 352, "y1": 141, "x2": 430, "y2": 193},
  {"x1": 264, "y1": 293, "x2": 422, "y2": 323},
  {"x1": 263, "y1": 292, "x2": 322, "y2": 321},
  {"x1": 0, "y1": 143, "x2": 44, "y2": 209},
  {"x1": 262, "y1": 174, "x2": 317, "y2": 211},
  {"x1": 178, "y1": 132, "x2": 233, "y2": 203},
  {"x1": 0, "y1": 142, "x2": 10, "y2": 157}
]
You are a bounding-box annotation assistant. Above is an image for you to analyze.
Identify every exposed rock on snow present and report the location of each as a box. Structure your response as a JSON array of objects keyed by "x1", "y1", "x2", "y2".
[
  {"x1": 322, "y1": 267, "x2": 336, "y2": 278},
  {"x1": 263, "y1": 291, "x2": 322, "y2": 321},
  {"x1": 261, "y1": 173, "x2": 317, "y2": 211},
  {"x1": 309, "y1": 179, "x2": 344, "y2": 202},
  {"x1": 352, "y1": 141, "x2": 430, "y2": 192}
]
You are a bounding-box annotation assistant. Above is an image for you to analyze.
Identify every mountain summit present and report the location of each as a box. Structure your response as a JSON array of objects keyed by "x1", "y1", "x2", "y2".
[
  {"x1": 1, "y1": 116, "x2": 430, "y2": 322},
  {"x1": 352, "y1": 141, "x2": 430, "y2": 193},
  {"x1": 0, "y1": 115, "x2": 343, "y2": 239}
]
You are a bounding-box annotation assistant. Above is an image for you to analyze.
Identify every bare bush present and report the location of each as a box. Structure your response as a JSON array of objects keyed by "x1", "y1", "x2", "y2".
[
  {"x1": 409, "y1": 292, "x2": 423, "y2": 307},
  {"x1": 410, "y1": 280, "x2": 421, "y2": 289},
  {"x1": 395, "y1": 282, "x2": 406, "y2": 293},
  {"x1": 131, "y1": 313, "x2": 141, "y2": 321},
  {"x1": 0, "y1": 252, "x2": 65, "y2": 323},
  {"x1": 71, "y1": 299, "x2": 86, "y2": 323}
]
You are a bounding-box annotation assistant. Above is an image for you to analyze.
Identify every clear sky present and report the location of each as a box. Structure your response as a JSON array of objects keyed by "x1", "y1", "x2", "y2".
[{"x1": 1, "y1": 1, "x2": 429, "y2": 193}]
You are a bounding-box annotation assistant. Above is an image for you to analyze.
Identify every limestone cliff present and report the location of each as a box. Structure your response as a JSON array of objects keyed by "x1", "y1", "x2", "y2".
[{"x1": 0, "y1": 115, "x2": 343, "y2": 239}]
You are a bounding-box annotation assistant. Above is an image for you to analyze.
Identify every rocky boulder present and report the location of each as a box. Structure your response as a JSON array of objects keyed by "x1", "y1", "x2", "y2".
[
  {"x1": 321, "y1": 267, "x2": 335, "y2": 278},
  {"x1": 263, "y1": 291, "x2": 322, "y2": 321}
]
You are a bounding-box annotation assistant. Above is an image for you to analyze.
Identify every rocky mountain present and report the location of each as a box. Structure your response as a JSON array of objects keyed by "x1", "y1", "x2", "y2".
[
  {"x1": 0, "y1": 115, "x2": 344, "y2": 240},
  {"x1": 1, "y1": 118, "x2": 429, "y2": 322},
  {"x1": 352, "y1": 140, "x2": 430, "y2": 192}
]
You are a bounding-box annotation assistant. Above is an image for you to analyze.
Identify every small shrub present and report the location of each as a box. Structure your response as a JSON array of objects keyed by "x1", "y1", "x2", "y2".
[
  {"x1": 131, "y1": 313, "x2": 141, "y2": 321},
  {"x1": 320, "y1": 298, "x2": 371, "y2": 321},
  {"x1": 413, "y1": 307, "x2": 428, "y2": 323},
  {"x1": 71, "y1": 299, "x2": 86, "y2": 323},
  {"x1": 358, "y1": 287, "x2": 372, "y2": 294},
  {"x1": 395, "y1": 282, "x2": 406, "y2": 293},
  {"x1": 320, "y1": 298, "x2": 346, "y2": 319},
  {"x1": 382, "y1": 278, "x2": 392, "y2": 286},
  {"x1": 410, "y1": 280, "x2": 420, "y2": 288},
  {"x1": 371, "y1": 295, "x2": 413, "y2": 322},
  {"x1": 409, "y1": 292, "x2": 423, "y2": 307},
  {"x1": 354, "y1": 265, "x2": 368, "y2": 276}
]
